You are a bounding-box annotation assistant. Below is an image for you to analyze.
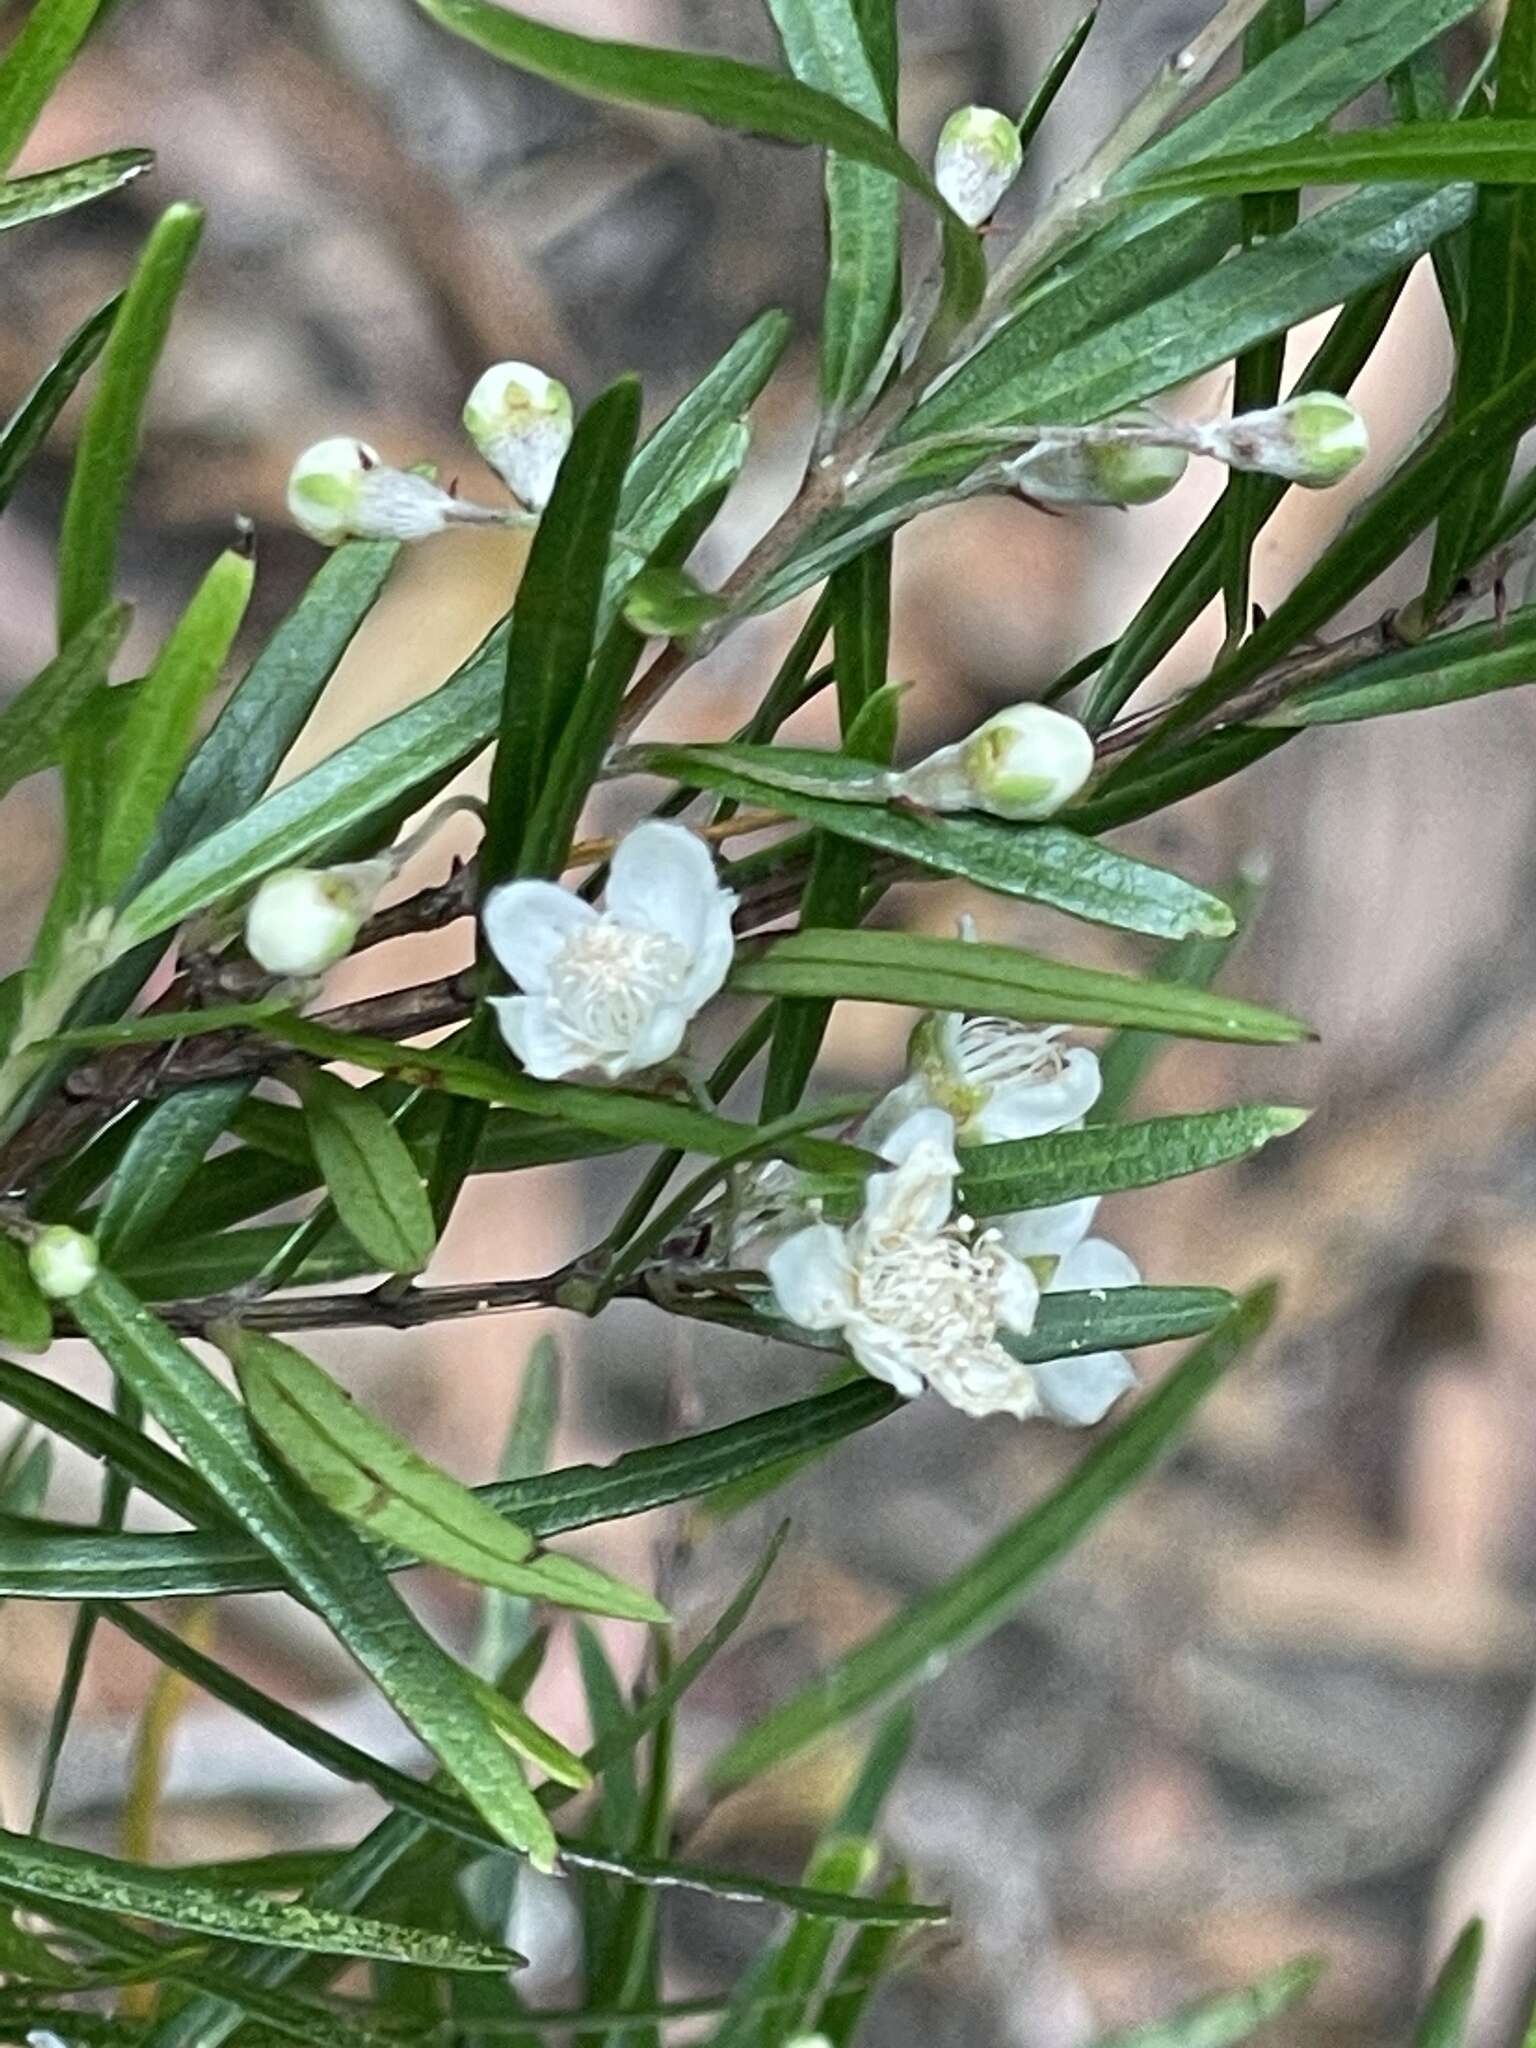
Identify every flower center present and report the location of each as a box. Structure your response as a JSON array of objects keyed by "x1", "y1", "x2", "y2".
[
  {"x1": 547, "y1": 919, "x2": 690, "y2": 1050},
  {"x1": 854, "y1": 1221, "x2": 1008, "y2": 1356},
  {"x1": 953, "y1": 1017, "x2": 1068, "y2": 1090}
]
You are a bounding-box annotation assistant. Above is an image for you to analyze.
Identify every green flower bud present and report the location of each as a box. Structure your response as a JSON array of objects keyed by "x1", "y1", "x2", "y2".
[
  {"x1": 1215, "y1": 392, "x2": 1369, "y2": 489},
  {"x1": 287, "y1": 438, "x2": 505, "y2": 546},
  {"x1": 29, "y1": 1225, "x2": 99, "y2": 1300},
  {"x1": 895, "y1": 702, "x2": 1095, "y2": 820},
  {"x1": 463, "y1": 361, "x2": 574, "y2": 511},
  {"x1": 1010, "y1": 425, "x2": 1189, "y2": 508},
  {"x1": 244, "y1": 859, "x2": 391, "y2": 978},
  {"x1": 621, "y1": 565, "x2": 726, "y2": 640},
  {"x1": 934, "y1": 105, "x2": 1023, "y2": 227}
]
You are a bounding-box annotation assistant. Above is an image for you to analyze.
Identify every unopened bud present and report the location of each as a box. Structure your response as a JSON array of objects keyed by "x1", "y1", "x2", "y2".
[
  {"x1": 1010, "y1": 422, "x2": 1189, "y2": 508},
  {"x1": 896, "y1": 703, "x2": 1094, "y2": 821},
  {"x1": 1212, "y1": 392, "x2": 1369, "y2": 489},
  {"x1": 934, "y1": 105, "x2": 1023, "y2": 228},
  {"x1": 622, "y1": 565, "x2": 725, "y2": 640},
  {"x1": 463, "y1": 362, "x2": 574, "y2": 511},
  {"x1": 287, "y1": 438, "x2": 507, "y2": 546},
  {"x1": 29, "y1": 1225, "x2": 99, "y2": 1300},
  {"x1": 244, "y1": 859, "x2": 391, "y2": 978}
]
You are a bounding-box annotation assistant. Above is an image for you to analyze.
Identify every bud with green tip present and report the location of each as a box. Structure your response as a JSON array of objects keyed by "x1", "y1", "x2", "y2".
[
  {"x1": 287, "y1": 438, "x2": 509, "y2": 546},
  {"x1": 1009, "y1": 420, "x2": 1190, "y2": 508},
  {"x1": 462, "y1": 361, "x2": 574, "y2": 511},
  {"x1": 244, "y1": 858, "x2": 393, "y2": 978},
  {"x1": 1212, "y1": 392, "x2": 1369, "y2": 490},
  {"x1": 895, "y1": 702, "x2": 1095, "y2": 821},
  {"x1": 622, "y1": 565, "x2": 726, "y2": 640},
  {"x1": 934, "y1": 105, "x2": 1023, "y2": 228},
  {"x1": 29, "y1": 1225, "x2": 99, "y2": 1300}
]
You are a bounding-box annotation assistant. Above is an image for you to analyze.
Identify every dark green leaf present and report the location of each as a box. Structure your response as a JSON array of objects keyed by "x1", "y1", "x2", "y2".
[
  {"x1": 1264, "y1": 605, "x2": 1536, "y2": 725},
  {"x1": 732, "y1": 928, "x2": 1308, "y2": 1042},
  {"x1": 295, "y1": 1066, "x2": 437, "y2": 1276},
  {"x1": 1416, "y1": 1922, "x2": 1483, "y2": 2048},
  {"x1": 0, "y1": 602, "x2": 131, "y2": 808},
  {"x1": 1016, "y1": 8, "x2": 1097, "y2": 161},
  {"x1": 95, "y1": 1082, "x2": 252, "y2": 1259},
  {"x1": 1127, "y1": 123, "x2": 1536, "y2": 201},
  {"x1": 0, "y1": 147, "x2": 152, "y2": 232},
  {"x1": 56, "y1": 203, "x2": 204, "y2": 647},
  {"x1": 708, "y1": 1286, "x2": 1278, "y2": 1788},
  {"x1": 0, "y1": 294, "x2": 119, "y2": 514}
]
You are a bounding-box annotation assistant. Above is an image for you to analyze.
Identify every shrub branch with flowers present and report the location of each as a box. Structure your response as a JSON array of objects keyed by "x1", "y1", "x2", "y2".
[{"x1": 0, "y1": 0, "x2": 1528, "y2": 2041}]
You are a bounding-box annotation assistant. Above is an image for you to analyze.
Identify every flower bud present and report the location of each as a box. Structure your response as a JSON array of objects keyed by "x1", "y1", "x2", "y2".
[
  {"x1": 895, "y1": 703, "x2": 1094, "y2": 821},
  {"x1": 244, "y1": 859, "x2": 391, "y2": 978},
  {"x1": 934, "y1": 105, "x2": 1023, "y2": 228},
  {"x1": 1010, "y1": 425, "x2": 1189, "y2": 508},
  {"x1": 463, "y1": 361, "x2": 574, "y2": 511},
  {"x1": 1213, "y1": 392, "x2": 1369, "y2": 489},
  {"x1": 287, "y1": 438, "x2": 497, "y2": 546},
  {"x1": 29, "y1": 1225, "x2": 99, "y2": 1300}
]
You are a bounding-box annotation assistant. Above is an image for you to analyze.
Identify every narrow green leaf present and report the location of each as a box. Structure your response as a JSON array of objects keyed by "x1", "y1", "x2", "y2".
[
  {"x1": 639, "y1": 741, "x2": 1235, "y2": 941},
  {"x1": 414, "y1": 0, "x2": 984, "y2": 323},
  {"x1": 957, "y1": 1105, "x2": 1308, "y2": 1217},
  {"x1": 0, "y1": 1826, "x2": 521, "y2": 1968},
  {"x1": 153, "y1": 539, "x2": 400, "y2": 859},
  {"x1": 1264, "y1": 605, "x2": 1536, "y2": 725},
  {"x1": 96, "y1": 545, "x2": 254, "y2": 900},
  {"x1": 1416, "y1": 1922, "x2": 1484, "y2": 2048},
  {"x1": 0, "y1": 1380, "x2": 900, "y2": 1601},
  {"x1": 708, "y1": 1286, "x2": 1278, "y2": 1788},
  {"x1": 0, "y1": 0, "x2": 105, "y2": 173},
  {"x1": 0, "y1": 601, "x2": 131, "y2": 807},
  {"x1": 1016, "y1": 8, "x2": 1097, "y2": 161},
  {"x1": 231, "y1": 1325, "x2": 664, "y2": 1623},
  {"x1": 0, "y1": 294, "x2": 119, "y2": 514},
  {"x1": 817, "y1": 1871, "x2": 913, "y2": 2046},
  {"x1": 1127, "y1": 123, "x2": 1536, "y2": 201},
  {"x1": 1089, "y1": 1956, "x2": 1323, "y2": 2048},
  {"x1": 95, "y1": 1083, "x2": 250, "y2": 1261},
  {"x1": 0, "y1": 1241, "x2": 52, "y2": 1354},
  {"x1": 70, "y1": 1269, "x2": 562, "y2": 1866},
  {"x1": 766, "y1": 0, "x2": 900, "y2": 416},
  {"x1": 0, "y1": 146, "x2": 152, "y2": 232},
  {"x1": 295, "y1": 1066, "x2": 436, "y2": 1276},
  {"x1": 486, "y1": 376, "x2": 642, "y2": 883},
  {"x1": 56, "y1": 203, "x2": 204, "y2": 648},
  {"x1": 732, "y1": 929, "x2": 1308, "y2": 1043}
]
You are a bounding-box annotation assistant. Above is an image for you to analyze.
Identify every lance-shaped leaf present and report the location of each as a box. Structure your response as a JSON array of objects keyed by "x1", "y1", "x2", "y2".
[
  {"x1": 0, "y1": 1241, "x2": 52, "y2": 1355},
  {"x1": 0, "y1": 1826, "x2": 523, "y2": 1969},
  {"x1": 1125, "y1": 123, "x2": 1536, "y2": 201},
  {"x1": 731, "y1": 929, "x2": 1309, "y2": 1043},
  {"x1": 708, "y1": 1286, "x2": 1277, "y2": 1789},
  {"x1": 0, "y1": 294, "x2": 119, "y2": 514},
  {"x1": 0, "y1": 148, "x2": 153, "y2": 233},
  {"x1": 231, "y1": 1326, "x2": 666, "y2": 1625},
  {"x1": 1087, "y1": 1957, "x2": 1323, "y2": 2048},
  {"x1": 57, "y1": 203, "x2": 204, "y2": 648},
  {"x1": 95, "y1": 1081, "x2": 253, "y2": 1259},
  {"x1": 0, "y1": 0, "x2": 106, "y2": 173},
  {"x1": 1265, "y1": 606, "x2": 1536, "y2": 726},
  {"x1": 295, "y1": 1067, "x2": 436, "y2": 1277},
  {"x1": 635, "y1": 740, "x2": 1235, "y2": 940},
  {"x1": 70, "y1": 1269, "x2": 561, "y2": 1868},
  {"x1": 0, "y1": 601, "x2": 131, "y2": 809},
  {"x1": 957, "y1": 1105, "x2": 1309, "y2": 1216},
  {"x1": 1416, "y1": 1922, "x2": 1483, "y2": 2048},
  {"x1": 96, "y1": 545, "x2": 254, "y2": 901}
]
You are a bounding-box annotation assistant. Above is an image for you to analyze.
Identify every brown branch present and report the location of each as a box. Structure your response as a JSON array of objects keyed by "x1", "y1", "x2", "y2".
[{"x1": 149, "y1": 1267, "x2": 577, "y2": 1335}]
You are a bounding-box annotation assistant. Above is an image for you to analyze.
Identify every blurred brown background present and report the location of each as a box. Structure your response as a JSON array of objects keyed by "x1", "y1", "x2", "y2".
[{"x1": 5, "y1": 1, "x2": 1536, "y2": 2043}]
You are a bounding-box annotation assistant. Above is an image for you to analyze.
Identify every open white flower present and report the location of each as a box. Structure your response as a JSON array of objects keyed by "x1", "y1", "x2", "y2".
[
  {"x1": 1000, "y1": 1195, "x2": 1140, "y2": 1425},
  {"x1": 866, "y1": 1012, "x2": 1102, "y2": 1147},
  {"x1": 768, "y1": 1108, "x2": 1049, "y2": 1419},
  {"x1": 482, "y1": 822, "x2": 736, "y2": 1081}
]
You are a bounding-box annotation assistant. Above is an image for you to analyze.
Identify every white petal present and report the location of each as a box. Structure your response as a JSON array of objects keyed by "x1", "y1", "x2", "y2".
[
  {"x1": 767, "y1": 1223, "x2": 855, "y2": 1332},
  {"x1": 841, "y1": 1316, "x2": 929, "y2": 1399},
  {"x1": 973, "y1": 1047, "x2": 1102, "y2": 1140},
  {"x1": 992, "y1": 1248, "x2": 1041, "y2": 1337},
  {"x1": 1000, "y1": 1196, "x2": 1100, "y2": 1267},
  {"x1": 677, "y1": 886, "x2": 738, "y2": 1011},
  {"x1": 606, "y1": 822, "x2": 732, "y2": 958},
  {"x1": 861, "y1": 1111, "x2": 959, "y2": 1240},
  {"x1": 858, "y1": 1077, "x2": 933, "y2": 1153},
  {"x1": 926, "y1": 1348, "x2": 1042, "y2": 1420},
  {"x1": 1032, "y1": 1350, "x2": 1138, "y2": 1426},
  {"x1": 491, "y1": 995, "x2": 590, "y2": 1080},
  {"x1": 482, "y1": 881, "x2": 595, "y2": 992},
  {"x1": 600, "y1": 998, "x2": 690, "y2": 1078},
  {"x1": 1053, "y1": 1235, "x2": 1140, "y2": 1292}
]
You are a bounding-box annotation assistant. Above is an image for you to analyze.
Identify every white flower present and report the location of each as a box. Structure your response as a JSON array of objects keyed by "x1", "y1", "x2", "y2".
[
  {"x1": 482, "y1": 822, "x2": 736, "y2": 1082},
  {"x1": 768, "y1": 1108, "x2": 1047, "y2": 1419},
  {"x1": 244, "y1": 858, "x2": 391, "y2": 978},
  {"x1": 867, "y1": 1012, "x2": 1102, "y2": 1147},
  {"x1": 894, "y1": 703, "x2": 1095, "y2": 821},
  {"x1": 287, "y1": 437, "x2": 510, "y2": 546},
  {"x1": 29, "y1": 1224, "x2": 99, "y2": 1300},
  {"x1": 1000, "y1": 1195, "x2": 1140, "y2": 1425},
  {"x1": 463, "y1": 361, "x2": 574, "y2": 511},
  {"x1": 934, "y1": 105, "x2": 1023, "y2": 227}
]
